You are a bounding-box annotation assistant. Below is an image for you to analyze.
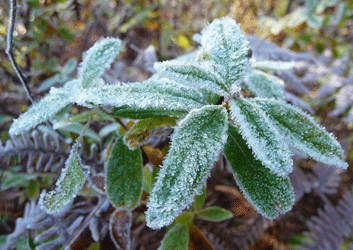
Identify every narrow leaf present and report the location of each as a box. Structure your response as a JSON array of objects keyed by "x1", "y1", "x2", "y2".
[
  {"x1": 78, "y1": 37, "x2": 122, "y2": 88},
  {"x1": 109, "y1": 209, "x2": 132, "y2": 250},
  {"x1": 40, "y1": 146, "x2": 89, "y2": 213},
  {"x1": 154, "y1": 60, "x2": 229, "y2": 95},
  {"x1": 224, "y1": 123, "x2": 295, "y2": 218},
  {"x1": 251, "y1": 59, "x2": 295, "y2": 71},
  {"x1": 201, "y1": 17, "x2": 250, "y2": 89},
  {"x1": 242, "y1": 69, "x2": 285, "y2": 100},
  {"x1": 75, "y1": 78, "x2": 207, "y2": 117},
  {"x1": 196, "y1": 206, "x2": 233, "y2": 222},
  {"x1": 146, "y1": 105, "x2": 228, "y2": 229},
  {"x1": 229, "y1": 97, "x2": 293, "y2": 176},
  {"x1": 106, "y1": 137, "x2": 143, "y2": 209},
  {"x1": 55, "y1": 122, "x2": 101, "y2": 142},
  {"x1": 9, "y1": 87, "x2": 72, "y2": 135},
  {"x1": 158, "y1": 223, "x2": 189, "y2": 250},
  {"x1": 124, "y1": 117, "x2": 176, "y2": 149},
  {"x1": 194, "y1": 185, "x2": 206, "y2": 211},
  {"x1": 254, "y1": 99, "x2": 348, "y2": 168},
  {"x1": 62, "y1": 58, "x2": 77, "y2": 75}
]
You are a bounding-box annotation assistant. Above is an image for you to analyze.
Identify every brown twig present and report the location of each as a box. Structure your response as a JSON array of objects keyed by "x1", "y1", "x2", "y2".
[{"x1": 5, "y1": 0, "x2": 36, "y2": 104}]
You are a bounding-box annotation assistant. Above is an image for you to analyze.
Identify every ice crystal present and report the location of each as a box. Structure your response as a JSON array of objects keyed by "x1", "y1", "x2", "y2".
[
  {"x1": 242, "y1": 69, "x2": 285, "y2": 100},
  {"x1": 229, "y1": 97, "x2": 293, "y2": 176},
  {"x1": 154, "y1": 60, "x2": 229, "y2": 96},
  {"x1": 78, "y1": 37, "x2": 121, "y2": 88},
  {"x1": 255, "y1": 98, "x2": 348, "y2": 168},
  {"x1": 9, "y1": 87, "x2": 72, "y2": 135},
  {"x1": 40, "y1": 145, "x2": 89, "y2": 214},
  {"x1": 146, "y1": 105, "x2": 228, "y2": 229},
  {"x1": 201, "y1": 17, "x2": 250, "y2": 90}
]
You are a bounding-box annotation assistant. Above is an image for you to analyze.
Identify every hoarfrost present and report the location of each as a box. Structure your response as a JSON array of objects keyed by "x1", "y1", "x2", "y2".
[
  {"x1": 229, "y1": 97, "x2": 293, "y2": 176},
  {"x1": 242, "y1": 69, "x2": 285, "y2": 100},
  {"x1": 201, "y1": 17, "x2": 250, "y2": 90},
  {"x1": 78, "y1": 37, "x2": 122, "y2": 88},
  {"x1": 146, "y1": 105, "x2": 228, "y2": 229},
  {"x1": 255, "y1": 98, "x2": 348, "y2": 169}
]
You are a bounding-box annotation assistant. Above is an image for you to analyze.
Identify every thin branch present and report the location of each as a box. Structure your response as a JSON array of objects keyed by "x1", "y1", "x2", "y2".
[{"x1": 6, "y1": 0, "x2": 36, "y2": 104}]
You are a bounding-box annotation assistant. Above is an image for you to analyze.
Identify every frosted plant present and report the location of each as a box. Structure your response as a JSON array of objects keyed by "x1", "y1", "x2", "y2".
[{"x1": 7, "y1": 17, "x2": 348, "y2": 248}]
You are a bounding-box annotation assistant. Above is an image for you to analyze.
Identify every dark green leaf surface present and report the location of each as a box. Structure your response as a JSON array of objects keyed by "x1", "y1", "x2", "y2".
[
  {"x1": 224, "y1": 124, "x2": 295, "y2": 219},
  {"x1": 106, "y1": 137, "x2": 143, "y2": 209},
  {"x1": 158, "y1": 223, "x2": 189, "y2": 250}
]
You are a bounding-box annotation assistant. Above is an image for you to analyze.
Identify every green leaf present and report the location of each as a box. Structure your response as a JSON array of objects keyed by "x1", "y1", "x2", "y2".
[
  {"x1": 54, "y1": 110, "x2": 115, "y2": 128},
  {"x1": 254, "y1": 99, "x2": 348, "y2": 168},
  {"x1": 124, "y1": 117, "x2": 176, "y2": 149},
  {"x1": 154, "y1": 60, "x2": 229, "y2": 95},
  {"x1": 176, "y1": 211, "x2": 194, "y2": 226},
  {"x1": 55, "y1": 122, "x2": 101, "y2": 142},
  {"x1": 9, "y1": 86, "x2": 72, "y2": 135},
  {"x1": 229, "y1": 98, "x2": 293, "y2": 176},
  {"x1": 242, "y1": 69, "x2": 285, "y2": 100},
  {"x1": 196, "y1": 206, "x2": 233, "y2": 222},
  {"x1": 0, "y1": 171, "x2": 34, "y2": 191},
  {"x1": 75, "y1": 78, "x2": 207, "y2": 116},
  {"x1": 40, "y1": 146, "x2": 90, "y2": 213},
  {"x1": 224, "y1": 123, "x2": 295, "y2": 218},
  {"x1": 62, "y1": 58, "x2": 77, "y2": 75},
  {"x1": 201, "y1": 17, "x2": 250, "y2": 90},
  {"x1": 146, "y1": 105, "x2": 229, "y2": 229},
  {"x1": 251, "y1": 60, "x2": 295, "y2": 71},
  {"x1": 106, "y1": 137, "x2": 143, "y2": 209},
  {"x1": 78, "y1": 37, "x2": 122, "y2": 88},
  {"x1": 112, "y1": 105, "x2": 188, "y2": 119},
  {"x1": 194, "y1": 184, "x2": 206, "y2": 211},
  {"x1": 158, "y1": 223, "x2": 189, "y2": 250}
]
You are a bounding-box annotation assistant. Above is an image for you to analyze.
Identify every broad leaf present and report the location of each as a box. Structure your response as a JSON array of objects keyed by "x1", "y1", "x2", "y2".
[
  {"x1": 158, "y1": 223, "x2": 189, "y2": 250},
  {"x1": 201, "y1": 17, "x2": 249, "y2": 90},
  {"x1": 229, "y1": 97, "x2": 293, "y2": 176},
  {"x1": 146, "y1": 105, "x2": 228, "y2": 229},
  {"x1": 154, "y1": 60, "x2": 229, "y2": 95},
  {"x1": 242, "y1": 69, "x2": 285, "y2": 100},
  {"x1": 75, "y1": 78, "x2": 208, "y2": 117},
  {"x1": 224, "y1": 124, "x2": 295, "y2": 218},
  {"x1": 251, "y1": 59, "x2": 295, "y2": 71},
  {"x1": 196, "y1": 206, "x2": 233, "y2": 222},
  {"x1": 9, "y1": 87, "x2": 72, "y2": 135},
  {"x1": 109, "y1": 209, "x2": 132, "y2": 250},
  {"x1": 124, "y1": 117, "x2": 176, "y2": 149},
  {"x1": 78, "y1": 37, "x2": 122, "y2": 88},
  {"x1": 40, "y1": 146, "x2": 89, "y2": 213},
  {"x1": 106, "y1": 137, "x2": 143, "y2": 209},
  {"x1": 254, "y1": 99, "x2": 348, "y2": 168}
]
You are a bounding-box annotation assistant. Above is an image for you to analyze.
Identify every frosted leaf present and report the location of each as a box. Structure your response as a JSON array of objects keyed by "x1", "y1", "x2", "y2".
[
  {"x1": 62, "y1": 58, "x2": 78, "y2": 75},
  {"x1": 75, "y1": 78, "x2": 208, "y2": 117},
  {"x1": 158, "y1": 223, "x2": 189, "y2": 250},
  {"x1": 242, "y1": 69, "x2": 285, "y2": 100},
  {"x1": 9, "y1": 87, "x2": 72, "y2": 135},
  {"x1": 146, "y1": 105, "x2": 228, "y2": 229},
  {"x1": 40, "y1": 144, "x2": 89, "y2": 214},
  {"x1": 224, "y1": 124, "x2": 295, "y2": 219},
  {"x1": 54, "y1": 122, "x2": 101, "y2": 142},
  {"x1": 106, "y1": 137, "x2": 143, "y2": 209},
  {"x1": 251, "y1": 59, "x2": 295, "y2": 71},
  {"x1": 229, "y1": 97, "x2": 293, "y2": 176},
  {"x1": 154, "y1": 60, "x2": 229, "y2": 96},
  {"x1": 254, "y1": 98, "x2": 348, "y2": 169},
  {"x1": 285, "y1": 92, "x2": 314, "y2": 114},
  {"x1": 78, "y1": 37, "x2": 122, "y2": 88},
  {"x1": 201, "y1": 17, "x2": 250, "y2": 90},
  {"x1": 124, "y1": 117, "x2": 176, "y2": 150},
  {"x1": 328, "y1": 85, "x2": 353, "y2": 117}
]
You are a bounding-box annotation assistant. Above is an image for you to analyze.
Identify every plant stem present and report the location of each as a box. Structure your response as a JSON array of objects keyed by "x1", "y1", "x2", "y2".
[{"x1": 6, "y1": 0, "x2": 36, "y2": 104}]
